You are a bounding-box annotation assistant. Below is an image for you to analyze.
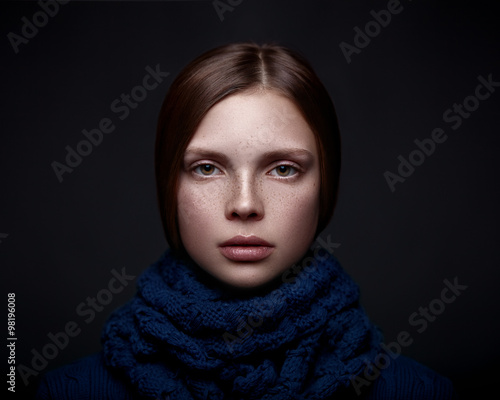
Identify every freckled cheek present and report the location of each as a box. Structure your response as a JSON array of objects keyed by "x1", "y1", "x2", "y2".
[
  {"x1": 265, "y1": 181, "x2": 320, "y2": 238},
  {"x1": 177, "y1": 181, "x2": 223, "y2": 232}
]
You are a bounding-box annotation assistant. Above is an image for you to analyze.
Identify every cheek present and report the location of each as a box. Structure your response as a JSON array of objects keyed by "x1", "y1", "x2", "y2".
[
  {"x1": 178, "y1": 187, "x2": 203, "y2": 227},
  {"x1": 267, "y1": 179, "x2": 320, "y2": 242},
  {"x1": 177, "y1": 179, "x2": 222, "y2": 237}
]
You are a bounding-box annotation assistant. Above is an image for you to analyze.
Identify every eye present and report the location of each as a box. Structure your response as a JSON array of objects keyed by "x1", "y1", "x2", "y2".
[
  {"x1": 193, "y1": 163, "x2": 220, "y2": 176},
  {"x1": 269, "y1": 164, "x2": 298, "y2": 177}
]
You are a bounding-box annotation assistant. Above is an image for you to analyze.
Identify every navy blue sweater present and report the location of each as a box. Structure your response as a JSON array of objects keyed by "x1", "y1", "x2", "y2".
[{"x1": 35, "y1": 352, "x2": 456, "y2": 399}]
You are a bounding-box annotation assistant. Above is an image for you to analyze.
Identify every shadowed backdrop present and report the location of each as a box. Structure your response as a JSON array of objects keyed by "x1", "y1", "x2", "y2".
[{"x1": 1, "y1": 0, "x2": 499, "y2": 397}]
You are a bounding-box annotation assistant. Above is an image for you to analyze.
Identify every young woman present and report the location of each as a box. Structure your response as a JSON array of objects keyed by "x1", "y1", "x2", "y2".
[{"x1": 36, "y1": 42, "x2": 456, "y2": 399}]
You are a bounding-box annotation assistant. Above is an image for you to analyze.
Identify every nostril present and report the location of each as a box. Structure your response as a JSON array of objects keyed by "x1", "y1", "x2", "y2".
[{"x1": 231, "y1": 212, "x2": 259, "y2": 219}]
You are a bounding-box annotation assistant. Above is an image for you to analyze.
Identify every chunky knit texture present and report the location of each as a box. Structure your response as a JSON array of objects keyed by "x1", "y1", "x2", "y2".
[
  {"x1": 101, "y1": 249, "x2": 383, "y2": 399},
  {"x1": 36, "y1": 352, "x2": 458, "y2": 400}
]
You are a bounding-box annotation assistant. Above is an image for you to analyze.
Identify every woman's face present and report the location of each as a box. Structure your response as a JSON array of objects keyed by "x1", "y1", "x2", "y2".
[{"x1": 177, "y1": 90, "x2": 321, "y2": 288}]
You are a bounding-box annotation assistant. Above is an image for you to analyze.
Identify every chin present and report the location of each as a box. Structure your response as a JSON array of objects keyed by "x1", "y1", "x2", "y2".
[
  {"x1": 212, "y1": 267, "x2": 287, "y2": 293},
  {"x1": 188, "y1": 251, "x2": 299, "y2": 293}
]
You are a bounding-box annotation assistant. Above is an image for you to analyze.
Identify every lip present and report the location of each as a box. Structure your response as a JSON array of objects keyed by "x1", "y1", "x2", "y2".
[{"x1": 219, "y1": 235, "x2": 274, "y2": 262}]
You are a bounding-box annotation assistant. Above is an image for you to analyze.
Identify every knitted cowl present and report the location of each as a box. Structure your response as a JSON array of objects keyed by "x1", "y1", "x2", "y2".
[{"x1": 101, "y1": 249, "x2": 382, "y2": 400}]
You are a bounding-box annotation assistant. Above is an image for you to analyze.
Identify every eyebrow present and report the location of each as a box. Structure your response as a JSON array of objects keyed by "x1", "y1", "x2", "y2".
[
  {"x1": 183, "y1": 148, "x2": 229, "y2": 163},
  {"x1": 183, "y1": 147, "x2": 314, "y2": 163},
  {"x1": 261, "y1": 148, "x2": 314, "y2": 161}
]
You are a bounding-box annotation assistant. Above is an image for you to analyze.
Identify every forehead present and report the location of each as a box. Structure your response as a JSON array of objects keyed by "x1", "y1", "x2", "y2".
[{"x1": 186, "y1": 91, "x2": 317, "y2": 157}]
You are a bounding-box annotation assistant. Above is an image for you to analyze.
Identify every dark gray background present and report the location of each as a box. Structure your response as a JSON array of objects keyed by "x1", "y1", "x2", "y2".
[{"x1": 2, "y1": 0, "x2": 499, "y2": 398}]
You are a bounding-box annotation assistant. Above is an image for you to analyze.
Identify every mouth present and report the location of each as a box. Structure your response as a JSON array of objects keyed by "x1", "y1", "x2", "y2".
[{"x1": 219, "y1": 235, "x2": 274, "y2": 262}]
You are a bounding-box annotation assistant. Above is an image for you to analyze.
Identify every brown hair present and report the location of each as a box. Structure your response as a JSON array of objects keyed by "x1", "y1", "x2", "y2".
[{"x1": 155, "y1": 42, "x2": 341, "y2": 255}]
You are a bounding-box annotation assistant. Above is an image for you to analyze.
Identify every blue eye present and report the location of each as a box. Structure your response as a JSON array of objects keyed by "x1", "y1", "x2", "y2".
[
  {"x1": 270, "y1": 165, "x2": 297, "y2": 177},
  {"x1": 194, "y1": 164, "x2": 220, "y2": 176}
]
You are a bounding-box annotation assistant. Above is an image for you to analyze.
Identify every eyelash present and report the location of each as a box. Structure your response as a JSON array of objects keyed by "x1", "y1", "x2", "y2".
[
  {"x1": 268, "y1": 164, "x2": 299, "y2": 178},
  {"x1": 190, "y1": 162, "x2": 301, "y2": 179},
  {"x1": 193, "y1": 164, "x2": 222, "y2": 176}
]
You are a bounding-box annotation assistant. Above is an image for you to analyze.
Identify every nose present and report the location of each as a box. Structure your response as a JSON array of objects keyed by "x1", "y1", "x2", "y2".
[{"x1": 225, "y1": 171, "x2": 264, "y2": 221}]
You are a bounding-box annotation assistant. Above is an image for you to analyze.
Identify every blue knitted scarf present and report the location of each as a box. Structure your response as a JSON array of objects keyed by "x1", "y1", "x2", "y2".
[{"x1": 102, "y1": 249, "x2": 382, "y2": 399}]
